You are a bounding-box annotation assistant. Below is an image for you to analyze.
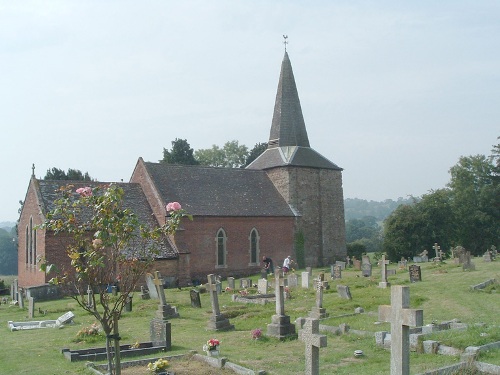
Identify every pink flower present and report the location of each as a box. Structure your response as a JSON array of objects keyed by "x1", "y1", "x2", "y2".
[
  {"x1": 76, "y1": 187, "x2": 92, "y2": 197},
  {"x1": 166, "y1": 202, "x2": 182, "y2": 212}
]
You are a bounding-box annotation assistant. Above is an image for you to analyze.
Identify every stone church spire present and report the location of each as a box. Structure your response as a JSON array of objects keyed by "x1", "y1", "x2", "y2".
[{"x1": 268, "y1": 52, "x2": 310, "y2": 149}]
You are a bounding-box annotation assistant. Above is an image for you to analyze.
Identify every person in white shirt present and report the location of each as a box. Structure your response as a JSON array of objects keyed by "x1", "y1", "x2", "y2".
[{"x1": 282, "y1": 255, "x2": 293, "y2": 273}]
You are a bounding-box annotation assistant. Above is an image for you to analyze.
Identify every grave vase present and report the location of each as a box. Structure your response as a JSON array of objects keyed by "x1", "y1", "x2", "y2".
[{"x1": 206, "y1": 345, "x2": 220, "y2": 357}]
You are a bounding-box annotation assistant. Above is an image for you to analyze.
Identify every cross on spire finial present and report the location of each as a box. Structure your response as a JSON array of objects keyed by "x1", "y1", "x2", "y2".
[
  {"x1": 31, "y1": 163, "x2": 35, "y2": 178},
  {"x1": 283, "y1": 35, "x2": 288, "y2": 52}
]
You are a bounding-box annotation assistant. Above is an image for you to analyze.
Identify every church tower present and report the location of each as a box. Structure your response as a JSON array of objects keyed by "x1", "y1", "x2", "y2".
[{"x1": 247, "y1": 52, "x2": 346, "y2": 267}]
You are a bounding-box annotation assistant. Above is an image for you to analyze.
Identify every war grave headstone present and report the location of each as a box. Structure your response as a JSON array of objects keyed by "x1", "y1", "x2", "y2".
[
  {"x1": 227, "y1": 276, "x2": 235, "y2": 290},
  {"x1": 298, "y1": 318, "x2": 327, "y2": 375},
  {"x1": 258, "y1": 278, "x2": 269, "y2": 295},
  {"x1": 331, "y1": 264, "x2": 342, "y2": 280},
  {"x1": 378, "y1": 285, "x2": 423, "y2": 375},
  {"x1": 336, "y1": 285, "x2": 352, "y2": 300},
  {"x1": 409, "y1": 265, "x2": 422, "y2": 283},
  {"x1": 335, "y1": 260, "x2": 346, "y2": 270},
  {"x1": 207, "y1": 274, "x2": 234, "y2": 331},
  {"x1": 462, "y1": 251, "x2": 475, "y2": 271},
  {"x1": 379, "y1": 254, "x2": 390, "y2": 288},
  {"x1": 310, "y1": 274, "x2": 328, "y2": 319},
  {"x1": 145, "y1": 273, "x2": 159, "y2": 299},
  {"x1": 28, "y1": 296, "x2": 35, "y2": 319},
  {"x1": 302, "y1": 271, "x2": 310, "y2": 288},
  {"x1": 267, "y1": 269, "x2": 296, "y2": 340},
  {"x1": 287, "y1": 273, "x2": 298, "y2": 287}
]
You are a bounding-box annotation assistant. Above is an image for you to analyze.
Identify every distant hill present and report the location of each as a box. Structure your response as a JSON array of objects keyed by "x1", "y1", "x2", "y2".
[
  {"x1": 0, "y1": 222, "x2": 15, "y2": 231},
  {"x1": 344, "y1": 197, "x2": 415, "y2": 221}
]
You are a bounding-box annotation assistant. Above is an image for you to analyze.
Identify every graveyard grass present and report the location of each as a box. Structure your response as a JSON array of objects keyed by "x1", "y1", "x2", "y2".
[{"x1": 0, "y1": 259, "x2": 499, "y2": 374}]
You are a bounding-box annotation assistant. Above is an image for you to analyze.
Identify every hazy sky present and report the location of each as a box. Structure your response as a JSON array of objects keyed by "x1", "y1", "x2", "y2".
[{"x1": 1, "y1": 1, "x2": 499, "y2": 221}]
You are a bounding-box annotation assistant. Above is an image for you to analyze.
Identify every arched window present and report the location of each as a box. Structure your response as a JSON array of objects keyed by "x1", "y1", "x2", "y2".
[
  {"x1": 29, "y1": 217, "x2": 33, "y2": 265},
  {"x1": 32, "y1": 222, "x2": 37, "y2": 266},
  {"x1": 249, "y1": 228, "x2": 260, "y2": 265},
  {"x1": 25, "y1": 226, "x2": 29, "y2": 265},
  {"x1": 216, "y1": 228, "x2": 227, "y2": 268}
]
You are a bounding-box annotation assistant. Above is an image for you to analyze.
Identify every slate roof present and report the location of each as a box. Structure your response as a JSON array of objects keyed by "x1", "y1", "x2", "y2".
[
  {"x1": 142, "y1": 162, "x2": 296, "y2": 217},
  {"x1": 36, "y1": 179, "x2": 177, "y2": 259},
  {"x1": 247, "y1": 52, "x2": 342, "y2": 171}
]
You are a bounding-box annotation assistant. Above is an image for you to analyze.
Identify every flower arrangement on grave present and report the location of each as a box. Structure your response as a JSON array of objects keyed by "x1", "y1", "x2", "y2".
[
  {"x1": 239, "y1": 289, "x2": 249, "y2": 296},
  {"x1": 147, "y1": 358, "x2": 169, "y2": 374},
  {"x1": 130, "y1": 341, "x2": 140, "y2": 349},
  {"x1": 203, "y1": 338, "x2": 220, "y2": 351},
  {"x1": 225, "y1": 286, "x2": 232, "y2": 292},
  {"x1": 75, "y1": 322, "x2": 102, "y2": 343},
  {"x1": 251, "y1": 328, "x2": 262, "y2": 340}
]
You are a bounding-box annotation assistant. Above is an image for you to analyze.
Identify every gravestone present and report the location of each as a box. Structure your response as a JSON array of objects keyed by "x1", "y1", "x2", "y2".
[
  {"x1": 419, "y1": 249, "x2": 429, "y2": 262},
  {"x1": 353, "y1": 259, "x2": 361, "y2": 271},
  {"x1": 56, "y1": 311, "x2": 76, "y2": 326},
  {"x1": 387, "y1": 269, "x2": 396, "y2": 276},
  {"x1": 267, "y1": 269, "x2": 296, "y2": 340},
  {"x1": 139, "y1": 286, "x2": 150, "y2": 300},
  {"x1": 409, "y1": 265, "x2": 421, "y2": 283},
  {"x1": 86, "y1": 285, "x2": 94, "y2": 308},
  {"x1": 207, "y1": 274, "x2": 234, "y2": 331},
  {"x1": 153, "y1": 271, "x2": 179, "y2": 319},
  {"x1": 306, "y1": 267, "x2": 312, "y2": 276},
  {"x1": 453, "y1": 246, "x2": 466, "y2": 264},
  {"x1": 227, "y1": 277, "x2": 235, "y2": 290},
  {"x1": 145, "y1": 273, "x2": 159, "y2": 299},
  {"x1": 336, "y1": 285, "x2": 352, "y2": 300},
  {"x1": 331, "y1": 264, "x2": 342, "y2": 280},
  {"x1": 10, "y1": 281, "x2": 14, "y2": 300},
  {"x1": 483, "y1": 251, "x2": 492, "y2": 262},
  {"x1": 433, "y1": 243, "x2": 442, "y2": 261},
  {"x1": 298, "y1": 318, "x2": 327, "y2": 375},
  {"x1": 240, "y1": 278, "x2": 252, "y2": 289},
  {"x1": 362, "y1": 255, "x2": 370, "y2": 265},
  {"x1": 18, "y1": 293, "x2": 24, "y2": 309},
  {"x1": 378, "y1": 285, "x2": 423, "y2": 375},
  {"x1": 190, "y1": 289, "x2": 201, "y2": 308},
  {"x1": 28, "y1": 297, "x2": 35, "y2": 319},
  {"x1": 462, "y1": 251, "x2": 475, "y2": 271},
  {"x1": 335, "y1": 261, "x2": 346, "y2": 270},
  {"x1": 345, "y1": 256, "x2": 351, "y2": 267},
  {"x1": 150, "y1": 317, "x2": 171, "y2": 350},
  {"x1": 379, "y1": 254, "x2": 390, "y2": 288},
  {"x1": 124, "y1": 296, "x2": 132, "y2": 312},
  {"x1": 310, "y1": 274, "x2": 328, "y2": 319},
  {"x1": 258, "y1": 278, "x2": 269, "y2": 295},
  {"x1": 362, "y1": 262, "x2": 372, "y2": 277},
  {"x1": 13, "y1": 279, "x2": 19, "y2": 301},
  {"x1": 287, "y1": 273, "x2": 298, "y2": 287},
  {"x1": 398, "y1": 258, "x2": 407, "y2": 270},
  {"x1": 301, "y1": 272, "x2": 310, "y2": 288},
  {"x1": 260, "y1": 270, "x2": 268, "y2": 280},
  {"x1": 216, "y1": 275, "x2": 222, "y2": 295}
]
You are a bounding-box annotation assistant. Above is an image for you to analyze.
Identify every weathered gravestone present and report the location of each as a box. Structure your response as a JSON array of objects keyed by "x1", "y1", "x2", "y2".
[
  {"x1": 28, "y1": 297, "x2": 35, "y2": 319},
  {"x1": 331, "y1": 264, "x2": 342, "y2": 280},
  {"x1": 145, "y1": 273, "x2": 159, "y2": 299},
  {"x1": 298, "y1": 318, "x2": 327, "y2": 375},
  {"x1": 335, "y1": 261, "x2": 346, "y2": 270},
  {"x1": 267, "y1": 269, "x2": 296, "y2": 340},
  {"x1": 462, "y1": 251, "x2": 475, "y2": 271},
  {"x1": 216, "y1": 275, "x2": 222, "y2": 295},
  {"x1": 302, "y1": 272, "x2": 310, "y2": 288},
  {"x1": 353, "y1": 258, "x2": 361, "y2": 271},
  {"x1": 306, "y1": 267, "x2": 312, "y2": 276},
  {"x1": 336, "y1": 285, "x2": 352, "y2": 300},
  {"x1": 86, "y1": 285, "x2": 94, "y2": 308},
  {"x1": 207, "y1": 274, "x2": 234, "y2": 331},
  {"x1": 258, "y1": 278, "x2": 269, "y2": 295},
  {"x1": 190, "y1": 289, "x2": 201, "y2": 308},
  {"x1": 310, "y1": 274, "x2": 328, "y2": 319},
  {"x1": 387, "y1": 269, "x2": 396, "y2": 276},
  {"x1": 124, "y1": 296, "x2": 132, "y2": 312},
  {"x1": 483, "y1": 250, "x2": 492, "y2": 262},
  {"x1": 287, "y1": 273, "x2": 298, "y2": 287},
  {"x1": 240, "y1": 278, "x2": 252, "y2": 289},
  {"x1": 409, "y1": 265, "x2": 421, "y2": 283},
  {"x1": 139, "y1": 286, "x2": 150, "y2": 300},
  {"x1": 378, "y1": 286, "x2": 423, "y2": 375},
  {"x1": 379, "y1": 254, "x2": 390, "y2": 288},
  {"x1": 227, "y1": 277, "x2": 235, "y2": 290},
  {"x1": 260, "y1": 269, "x2": 268, "y2": 280},
  {"x1": 18, "y1": 293, "x2": 24, "y2": 309},
  {"x1": 362, "y1": 262, "x2": 372, "y2": 277},
  {"x1": 345, "y1": 256, "x2": 351, "y2": 267}
]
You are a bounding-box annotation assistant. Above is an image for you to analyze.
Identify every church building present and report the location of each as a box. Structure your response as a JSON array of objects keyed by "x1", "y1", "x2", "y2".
[{"x1": 17, "y1": 52, "x2": 346, "y2": 290}]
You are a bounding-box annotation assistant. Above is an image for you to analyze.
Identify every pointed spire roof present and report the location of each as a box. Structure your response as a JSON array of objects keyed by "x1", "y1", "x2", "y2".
[
  {"x1": 247, "y1": 52, "x2": 341, "y2": 171},
  {"x1": 268, "y1": 52, "x2": 310, "y2": 148}
]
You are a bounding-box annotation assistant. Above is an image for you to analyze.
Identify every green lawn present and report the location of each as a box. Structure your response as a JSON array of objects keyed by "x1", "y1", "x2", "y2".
[{"x1": 0, "y1": 258, "x2": 498, "y2": 374}]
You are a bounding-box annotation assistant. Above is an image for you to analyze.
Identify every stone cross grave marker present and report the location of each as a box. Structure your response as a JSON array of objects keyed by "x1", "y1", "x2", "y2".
[
  {"x1": 345, "y1": 256, "x2": 351, "y2": 267},
  {"x1": 433, "y1": 242, "x2": 441, "y2": 260},
  {"x1": 408, "y1": 265, "x2": 422, "y2": 283},
  {"x1": 310, "y1": 273, "x2": 328, "y2": 319},
  {"x1": 87, "y1": 285, "x2": 94, "y2": 308},
  {"x1": 302, "y1": 271, "x2": 310, "y2": 288},
  {"x1": 378, "y1": 285, "x2": 423, "y2": 375},
  {"x1": 462, "y1": 251, "x2": 475, "y2": 271},
  {"x1": 207, "y1": 274, "x2": 234, "y2": 331},
  {"x1": 153, "y1": 271, "x2": 179, "y2": 319},
  {"x1": 298, "y1": 318, "x2": 327, "y2": 375},
  {"x1": 267, "y1": 269, "x2": 296, "y2": 339},
  {"x1": 331, "y1": 264, "x2": 342, "y2": 280},
  {"x1": 379, "y1": 254, "x2": 390, "y2": 288}
]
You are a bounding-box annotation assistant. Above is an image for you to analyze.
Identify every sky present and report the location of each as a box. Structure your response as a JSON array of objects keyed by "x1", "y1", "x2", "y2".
[{"x1": 1, "y1": 1, "x2": 499, "y2": 222}]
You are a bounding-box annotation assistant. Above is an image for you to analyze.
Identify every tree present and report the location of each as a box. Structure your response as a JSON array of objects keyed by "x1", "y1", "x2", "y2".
[
  {"x1": 195, "y1": 140, "x2": 249, "y2": 168},
  {"x1": 161, "y1": 138, "x2": 199, "y2": 165},
  {"x1": 44, "y1": 167, "x2": 93, "y2": 181},
  {"x1": 244, "y1": 142, "x2": 268, "y2": 167},
  {"x1": 40, "y1": 184, "x2": 191, "y2": 375},
  {"x1": 346, "y1": 240, "x2": 366, "y2": 260},
  {"x1": 0, "y1": 228, "x2": 17, "y2": 275}
]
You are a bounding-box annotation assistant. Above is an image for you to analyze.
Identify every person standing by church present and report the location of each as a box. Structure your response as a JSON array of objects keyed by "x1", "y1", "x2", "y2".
[{"x1": 262, "y1": 256, "x2": 274, "y2": 274}]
